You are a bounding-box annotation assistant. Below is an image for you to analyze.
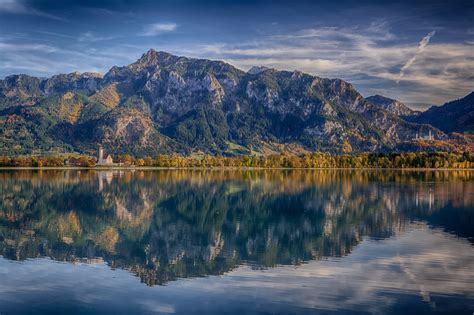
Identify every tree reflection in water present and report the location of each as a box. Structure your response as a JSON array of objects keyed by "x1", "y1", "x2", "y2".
[{"x1": 0, "y1": 169, "x2": 472, "y2": 285}]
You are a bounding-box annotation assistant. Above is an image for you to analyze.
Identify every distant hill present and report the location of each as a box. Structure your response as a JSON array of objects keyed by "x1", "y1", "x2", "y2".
[
  {"x1": 0, "y1": 49, "x2": 467, "y2": 156},
  {"x1": 366, "y1": 95, "x2": 420, "y2": 117},
  {"x1": 411, "y1": 92, "x2": 474, "y2": 133}
]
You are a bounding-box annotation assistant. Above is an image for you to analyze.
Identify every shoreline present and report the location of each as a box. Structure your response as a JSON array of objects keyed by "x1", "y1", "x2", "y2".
[{"x1": 0, "y1": 166, "x2": 473, "y2": 171}]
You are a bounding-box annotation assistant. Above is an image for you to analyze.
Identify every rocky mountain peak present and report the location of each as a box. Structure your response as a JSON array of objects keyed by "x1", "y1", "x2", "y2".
[
  {"x1": 80, "y1": 72, "x2": 104, "y2": 79},
  {"x1": 366, "y1": 94, "x2": 418, "y2": 116},
  {"x1": 248, "y1": 66, "x2": 271, "y2": 75},
  {"x1": 132, "y1": 49, "x2": 180, "y2": 70}
]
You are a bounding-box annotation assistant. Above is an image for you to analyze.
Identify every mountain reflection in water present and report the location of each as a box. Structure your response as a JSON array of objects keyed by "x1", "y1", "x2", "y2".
[{"x1": 0, "y1": 170, "x2": 472, "y2": 288}]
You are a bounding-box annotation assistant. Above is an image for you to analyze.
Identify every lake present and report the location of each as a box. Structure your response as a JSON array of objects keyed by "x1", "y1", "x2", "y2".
[{"x1": 0, "y1": 169, "x2": 473, "y2": 314}]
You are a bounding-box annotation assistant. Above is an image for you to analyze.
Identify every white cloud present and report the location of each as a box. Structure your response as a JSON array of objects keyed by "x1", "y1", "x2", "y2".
[
  {"x1": 36, "y1": 30, "x2": 76, "y2": 39},
  {"x1": 397, "y1": 31, "x2": 436, "y2": 82},
  {"x1": 0, "y1": 40, "x2": 123, "y2": 76},
  {"x1": 78, "y1": 31, "x2": 116, "y2": 42},
  {"x1": 1, "y1": 21, "x2": 472, "y2": 109},
  {"x1": 180, "y1": 25, "x2": 472, "y2": 108},
  {"x1": 0, "y1": 0, "x2": 24, "y2": 12},
  {"x1": 140, "y1": 23, "x2": 178, "y2": 36},
  {"x1": 0, "y1": 0, "x2": 66, "y2": 21},
  {"x1": 0, "y1": 42, "x2": 58, "y2": 53}
]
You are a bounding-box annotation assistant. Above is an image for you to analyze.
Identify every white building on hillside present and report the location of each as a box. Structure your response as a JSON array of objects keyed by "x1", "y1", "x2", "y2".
[
  {"x1": 97, "y1": 146, "x2": 114, "y2": 166},
  {"x1": 413, "y1": 130, "x2": 434, "y2": 141}
]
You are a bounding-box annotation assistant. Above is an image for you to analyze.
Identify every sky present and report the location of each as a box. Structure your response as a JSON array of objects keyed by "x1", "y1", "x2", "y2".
[{"x1": 0, "y1": 0, "x2": 473, "y2": 110}]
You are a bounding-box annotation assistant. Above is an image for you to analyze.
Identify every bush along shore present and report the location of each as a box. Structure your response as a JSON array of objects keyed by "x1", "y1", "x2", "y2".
[{"x1": 0, "y1": 152, "x2": 473, "y2": 169}]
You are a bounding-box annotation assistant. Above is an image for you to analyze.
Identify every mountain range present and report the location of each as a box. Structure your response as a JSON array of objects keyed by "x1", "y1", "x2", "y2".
[
  {"x1": 0, "y1": 49, "x2": 472, "y2": 156},
  {"x1": 408, "y1": 92, "x2": 474, "y2": 133}
]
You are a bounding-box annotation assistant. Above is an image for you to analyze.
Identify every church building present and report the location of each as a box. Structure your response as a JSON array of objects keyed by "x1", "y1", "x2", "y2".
[{"x1": 97, "y1": 146, "x2": 114, "y2": 166}]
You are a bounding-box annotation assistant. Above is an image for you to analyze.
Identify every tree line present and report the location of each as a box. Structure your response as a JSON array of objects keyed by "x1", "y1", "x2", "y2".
[{"x1": 0, "y1": 151, "x2": 473, "y2": 169}]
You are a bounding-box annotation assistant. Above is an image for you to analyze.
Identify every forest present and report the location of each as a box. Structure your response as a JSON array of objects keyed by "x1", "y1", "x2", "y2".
[{"x1": 0, "y1": 151, "x2": 473, "y2": 169}]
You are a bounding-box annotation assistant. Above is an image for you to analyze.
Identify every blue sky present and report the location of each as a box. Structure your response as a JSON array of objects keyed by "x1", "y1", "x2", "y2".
[{"x1": 0, "y1": 0, "x2": 473, "y2": 109}]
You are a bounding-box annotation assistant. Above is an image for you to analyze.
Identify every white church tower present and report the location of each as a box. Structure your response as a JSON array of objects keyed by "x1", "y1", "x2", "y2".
[
  {"x1": 97, "y1": 145, "x2": 114, "y2": 166},
  {"x1": 98, "y1": 146, "x2": 104, "y2": 162}
]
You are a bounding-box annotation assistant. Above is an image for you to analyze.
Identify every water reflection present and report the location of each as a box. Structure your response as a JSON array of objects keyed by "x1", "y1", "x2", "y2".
[{"x1": 0, "y1": 170, "x2": 473, "y2": 287}]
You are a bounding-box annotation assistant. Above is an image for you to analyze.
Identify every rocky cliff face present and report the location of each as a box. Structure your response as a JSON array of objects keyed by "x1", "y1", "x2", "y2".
[
  {"x1": 0, "y1": 49, "x2": 461, "y2": 156},
  {"x1": 366, "y1": 95, "x2": 419, "y2": 117}
]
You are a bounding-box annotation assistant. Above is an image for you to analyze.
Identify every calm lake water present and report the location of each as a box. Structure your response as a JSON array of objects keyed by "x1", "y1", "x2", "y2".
[{"x1": 0, "y1": 169, "x2": 473, "y2": 314}]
